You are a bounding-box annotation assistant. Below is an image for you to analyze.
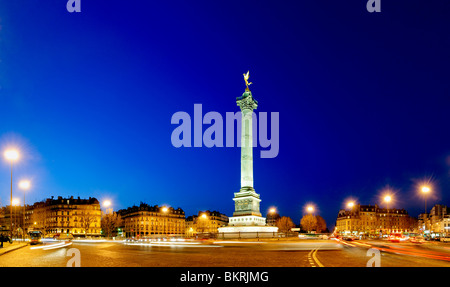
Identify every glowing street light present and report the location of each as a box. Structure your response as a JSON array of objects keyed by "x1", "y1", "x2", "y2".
[
  {"x1": 306, "y1": 205, "x2": 315, "y2": 216},
  {"x1": 267, "y1": 207, "x2": 277, "y2": 227},
  {"x1": 4, "y1": 149, "x2": 19, "y2": 240},
  {"x1": 4, "y1": 150, "x2": 19, "y2": 161},
  {"x1": 199, "y1": 213, "x2": 209, "y2": 234},
  {"x1": 421, "y1": 186, "x2": 430, "y2": 193},
  {"x1": 12, "y1": 198, "x2": 20, "y2": 206},
  {"x1": 103, "y1": 200, "x2": 112, "y2": 215},
  {"x1": 421, "y1": 185, "x2": 431, "y2": 213},
  {"x1": 19, "y1": 180, "x2": 31, "y2": 239},
  {"x1": 347, "y1": 201, "x2": 355, "y2": 209},
  {"x1": 19, "y1": 180, "x2": 30, "y2": 190}
]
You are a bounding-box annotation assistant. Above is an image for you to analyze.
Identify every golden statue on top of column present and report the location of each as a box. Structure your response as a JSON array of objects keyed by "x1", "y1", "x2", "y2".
[{"x1": 243, "y1": 71, "x2": 252, "y2": 91}]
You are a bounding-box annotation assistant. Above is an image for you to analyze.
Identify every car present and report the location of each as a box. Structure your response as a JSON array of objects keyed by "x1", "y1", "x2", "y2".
[
  {"x1": 53, "y1": 233, "x2": 74, "y2": 241},
  {"x1": 343, "y1": 236, "x2": 355, "y2": 241},
  {"x1": 298, "y1": 234, "x2": 320, "y2": 239},
  {"x1": 388, "y1": 233, "x2": 407, "y2": 242},
  {"x1": 29, "y1": 231, "x2": 43, "y2": 245},
  {"x1": 440, "y1": 236, "x2": 450, "y2": 243},
  {"x1": 410, "y1": 236, "x2": 425, "y2": 244},
  {"x1": 0, "y1": 235, "x2": 11, "y2": 244}
]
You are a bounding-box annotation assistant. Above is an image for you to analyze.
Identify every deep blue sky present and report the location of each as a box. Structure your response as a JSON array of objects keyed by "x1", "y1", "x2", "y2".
[{"x1": 0, "y1": 0, "x2": 449, "y2": 229}]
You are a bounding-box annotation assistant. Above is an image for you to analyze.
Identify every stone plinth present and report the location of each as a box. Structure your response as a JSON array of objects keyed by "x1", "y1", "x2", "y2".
[{"x1": 217, "y1": 225, "x2": 279, "y2": 239}]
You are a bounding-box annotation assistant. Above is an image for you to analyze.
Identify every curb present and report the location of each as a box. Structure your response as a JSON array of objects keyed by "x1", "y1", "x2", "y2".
[{"x1": 0, "y1": 243, "x2": 28, "y2": 256}]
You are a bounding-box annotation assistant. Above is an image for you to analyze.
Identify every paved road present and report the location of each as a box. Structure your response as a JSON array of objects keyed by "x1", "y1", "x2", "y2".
[{"x1": 1, "y1": 239, "x2": 450, "y2": 267}]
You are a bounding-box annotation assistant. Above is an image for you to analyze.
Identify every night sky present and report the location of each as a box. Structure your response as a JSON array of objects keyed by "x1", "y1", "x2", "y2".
[{"x1": 0, "y1": 0, "x2": 449, "y2": 229}]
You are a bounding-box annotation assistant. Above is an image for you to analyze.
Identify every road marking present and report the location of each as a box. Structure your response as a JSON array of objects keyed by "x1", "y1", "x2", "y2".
[
  {"x1": 307, "y1": 246, "x2": 324, "y2": 267},
  {"x1": 312, "y1": 248, "x2": 324, "y2": 267},
  {"x1": 307, "y1": 249, "x2": 316, "y2": 267}
]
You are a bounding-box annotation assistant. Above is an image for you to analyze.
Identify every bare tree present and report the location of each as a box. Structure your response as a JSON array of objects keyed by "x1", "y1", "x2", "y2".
[
  {"x1": 101, "y1": 212, "x2": 121, "y2": 238},
  {"x1": 300, "y1": 214, "x2": 318, "y2": 233},
  {"x1": 315, "y1": 216, "x2": 327, "y2": 233},
  {"x1": 30, "y1": 208, "x2": 51, "y2": 236},
  {"x1": 80, "y1": 211, "x2": 95, "y2": 237},
  {"x1": 276, "y1": 216, "x2": 295, "y2": 236}
]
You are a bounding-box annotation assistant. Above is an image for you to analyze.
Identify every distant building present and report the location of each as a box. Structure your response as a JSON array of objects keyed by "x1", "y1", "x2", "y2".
[
  {"x1": 335, "y1": 204, "x2": 415, "y2": 236},
  {"x1": 266, "y1": 212, "x2": 281, "y2": 227},
  {"x1": 185, "y1": 216, "x2": 196, "y2": 237},
  {"x1": 117, "y1": 203, "x2": 185, "y2": 238},
  {"x1": 25, "y1": 196, "x2": 101, "y2": 237},
  {"x1": 427, "y1": 204, "x2": 450, "y2": 234},
  {"x1": 185, "y1": 210, "x2": 228, "y2": 237},
  {"x1": 433, "y1": 217, "x2": 450, "y2": 234},
  {"x1": 0, "y1": 205, "x2": 26, "y2": 236}
]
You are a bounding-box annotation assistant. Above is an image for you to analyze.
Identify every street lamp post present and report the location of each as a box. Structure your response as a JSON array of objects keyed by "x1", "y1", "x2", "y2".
[
  {"x1": 19, "y1": 180, "x2": 30, "y2": 240},
  {"x1": 12, "y1": 198, "x2": 20, "y2": 240},
  {"x1": 421, "y1": 186, "x2": 431, "y2": 236},
  {"x1": 306, "y1": 205, "x2": 315, "y2": 234},
  {"x1": 347, "y1": 201, "x2": 355, "y2": 236},
  {"x1": 161, "y1": 207, "x2": 168, "y2": 238},
  {"x1": 4, "y1": 149, "x2": 19, "y2": 241},
  {"x1": 102, "y1": 200, "x2": 113, "y2": 238},
  {"x1": 268, "y1": 207, "x2": 276, "y2": 226},
  {"x1": 200, "y1": 213, "x2": 208, "y2": 234},
  {"x1": 103, "y1": 200, "x2": 112, "y2": 214},
  {"x1": 384, "y1": 195, "x2": 392, "y2": 236}
]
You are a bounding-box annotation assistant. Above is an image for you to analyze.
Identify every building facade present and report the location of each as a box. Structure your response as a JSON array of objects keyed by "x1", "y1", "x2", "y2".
[
  {"x1": 0, "y1": 205, "x2": 25, "y2": 236},
  {"x1": 419, "y1": 204, "x2": 450, "y2": 234},
  {"x1": 25, "y1": 196, "x2": 101, "y2": 237},
  {"x1": 266, "y1": 212, "x2": 281, "y2": 227},
  {"x1": 335, "y1": 204, "x2": 415, "y2": 236},
  {"x1": 118, "y1": 203, "x2": 185, "y2": 238},
  {"x1": 185, "y1": 210, "x2": 228, "y2": 237}
]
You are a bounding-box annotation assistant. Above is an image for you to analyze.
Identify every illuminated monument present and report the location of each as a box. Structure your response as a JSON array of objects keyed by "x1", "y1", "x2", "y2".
[{"x1": 218, "y1": 71, "x2": 278, "y2": 237}]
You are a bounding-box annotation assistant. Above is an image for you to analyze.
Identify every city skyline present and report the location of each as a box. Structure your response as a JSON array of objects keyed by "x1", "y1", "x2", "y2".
[
  {"x1": 0, "y1": 153, "x2": 445, "y2": 230},
  {"x1": 1, "y1": 0, "x2": 450, "y2": 270},
  {"x1": 1, "y1": 1, "x2": 449, "y2": 231}
]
